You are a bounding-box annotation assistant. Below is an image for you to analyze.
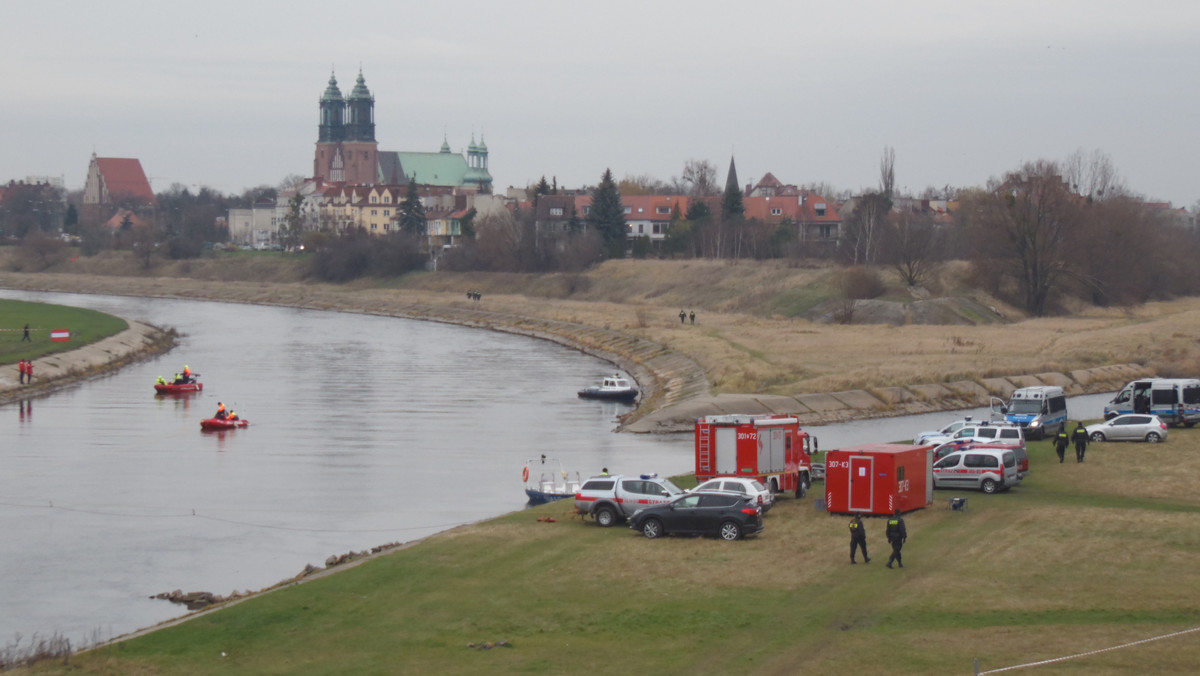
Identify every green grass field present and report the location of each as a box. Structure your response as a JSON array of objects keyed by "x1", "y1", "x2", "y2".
[
  {"x1": 0, "y1": 299, "x2": 128, "y2": 366},
  {"x1": 17, "y1": 428, "x2": 1200, "y2": 675}
]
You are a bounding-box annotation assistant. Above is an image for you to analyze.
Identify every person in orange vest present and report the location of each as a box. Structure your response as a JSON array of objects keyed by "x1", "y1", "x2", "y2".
[
  {"x1": 215, "y1": 402, "x2": 227, "y2": 420},
  {"x1": 228, "y1": 410, "x2": 239, "y2": 422},
  {"x1": 182, "y1": 365, "x2": 192, "y2": 383}
]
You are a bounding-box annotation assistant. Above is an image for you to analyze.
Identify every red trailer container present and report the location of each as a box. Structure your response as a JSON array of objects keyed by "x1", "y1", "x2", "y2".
[
  {"x1": 694, "y1": 414, "x2": 816, "y2": 497},
  {"x1": 824, "y1": 443, "x2": 934, "y2": 515}
]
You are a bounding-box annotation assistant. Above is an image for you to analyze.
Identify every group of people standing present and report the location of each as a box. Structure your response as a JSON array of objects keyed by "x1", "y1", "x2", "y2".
[
  {"x1": 848, "y1": 509, "x2": 908, "y2": 568},
  {"x1": 16, "y1": 359, "x2": 34, "y2": 385},
  {"x1": 1054, "y1": 422, "x2": 1090, "y2": 463}
]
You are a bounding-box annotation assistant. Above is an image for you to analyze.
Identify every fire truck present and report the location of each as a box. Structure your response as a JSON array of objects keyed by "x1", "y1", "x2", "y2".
[{"x1": 694, "y1": 414, "x2": 816, "y2": 497}]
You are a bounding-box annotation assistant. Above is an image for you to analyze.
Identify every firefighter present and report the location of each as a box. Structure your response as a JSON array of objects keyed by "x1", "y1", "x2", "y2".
[
  {"x1": 183, "y1": 365, "x2": 192, "y2": 383},
  {"x1": 215, "y1": 402, "x2": 227, "y2": 420},
  {"x1": 849, "y1": 513, "x2": 870, "y2": 564},
  {"x1": 1054, "y1": 427, "x2": 1069, "y2": 463},
  {"x1": 1072, "y1": 421, "x2": 1089, "y2": 463},
  {"x1": 156, "y1": 376, "x2": 166, "y2": 386},
  {"x1": 885, "y1": 508, "x2": 907, "y2": 569}
]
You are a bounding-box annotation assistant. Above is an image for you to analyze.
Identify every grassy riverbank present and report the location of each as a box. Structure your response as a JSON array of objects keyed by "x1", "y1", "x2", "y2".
[
  {"x1": 0, "y1": 298, "x2": 128, "y2": 365},
  {"x1": 19, "y1": 431, "x2": 1200, "y2": 675}
]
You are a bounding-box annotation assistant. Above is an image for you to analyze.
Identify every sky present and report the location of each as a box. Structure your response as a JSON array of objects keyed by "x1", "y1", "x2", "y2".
[{"x1": 2, "y1": 1, "x2": 1197, "y2": 207}]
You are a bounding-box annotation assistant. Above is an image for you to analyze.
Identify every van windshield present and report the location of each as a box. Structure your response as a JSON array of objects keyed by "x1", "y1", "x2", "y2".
[{"x1": 1008, "y1": 399, "x2": 1043, "y2": 414}]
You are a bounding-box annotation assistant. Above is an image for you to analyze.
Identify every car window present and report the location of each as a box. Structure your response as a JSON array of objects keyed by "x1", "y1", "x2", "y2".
[
  {"x1": 721, "y1": 481, "x2": 747, "y2": 494},
  {"x1": 699, "y1": 494, "x2": 738, "y2": 508},
  {"x1": 981, "y1": 455, "x2": 999, "y2": 468},
  {"x1": 674, "y1": 495, "x2": 701, "y2": 508},
  {"x1": 582, "y1": 480, "x2": 614, "y2": 491},
  {"x1": 1000, "y1": 429, "x2": 1020, "y2": 440},
  {"x1": 1003, "y1": 452, "x2": 1015, "y2": 467},
  {"x1": 750, "y1": 480, "x2": 766, "y2": 492},
  {"x1": 934, "y1": 456, "x2": 961, "y2": 469},
  {"x1": 977, "y1": 428, "x2": 998, "y2": 440},
  {"x1": 1130, "y1": 416, "x2": 1150, "y2": 424}
]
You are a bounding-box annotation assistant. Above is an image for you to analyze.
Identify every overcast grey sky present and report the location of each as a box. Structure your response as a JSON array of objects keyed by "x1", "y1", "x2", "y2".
[{"x1": 3, "y1": 1, "x2": 1197, "y2": 206}]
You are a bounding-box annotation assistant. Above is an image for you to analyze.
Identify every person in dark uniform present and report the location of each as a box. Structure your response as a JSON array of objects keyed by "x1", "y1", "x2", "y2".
[
  {"x1": 849, "y1": 513, "x2": 870, "y2": 564},
  {"x1": 1054, "y1": 427, "x2": 1069, "y2": 463},
  {"x1": 885, "y1": 508, "x2": 907, "y2": 568},
  {"x1": 1071, "y1": 422, "x2": 1089, "y2": 463},
  {"x1": 679, "y1": 309, "x2": 686, "y2": 324},
  {"x1": 689, "y1": 310, "x2": 696, "y2": 325},
  {"x1": 21, "y1": 323, "x2": 31, "y2": 342}
]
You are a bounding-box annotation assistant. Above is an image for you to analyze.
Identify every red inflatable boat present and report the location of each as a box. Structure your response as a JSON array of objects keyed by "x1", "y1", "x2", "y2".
[
  {"x1": 155, "y1": 382, "x2": 203, "y2": 394},
  {"x1": 200, "y1": 417, "x2": 249, "y2": 430}
]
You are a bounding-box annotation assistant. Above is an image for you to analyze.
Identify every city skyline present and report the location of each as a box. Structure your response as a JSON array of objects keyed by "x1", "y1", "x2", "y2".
[{"x1": 2, "y1": 1, "x2": 1197, "y2": 207}]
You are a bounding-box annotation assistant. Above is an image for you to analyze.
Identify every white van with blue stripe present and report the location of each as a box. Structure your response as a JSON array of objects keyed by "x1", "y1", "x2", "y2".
[
  {"x1": 1104, "y1": 379, "x2": 1200, "y2": 427},
  {"x1": 991, "y1": 386, "x2": 1068, "y2": 440}
]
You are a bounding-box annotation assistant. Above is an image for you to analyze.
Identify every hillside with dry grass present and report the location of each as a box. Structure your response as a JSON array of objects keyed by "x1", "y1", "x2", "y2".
[{"x1": 5, "y1": 250, "x2": 1200, "y2": 400}]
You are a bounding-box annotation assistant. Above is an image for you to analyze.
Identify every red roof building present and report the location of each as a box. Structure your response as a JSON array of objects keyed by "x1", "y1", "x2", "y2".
[{"x1": 83, "y1": 153, "x2": 155, "y2": 208}]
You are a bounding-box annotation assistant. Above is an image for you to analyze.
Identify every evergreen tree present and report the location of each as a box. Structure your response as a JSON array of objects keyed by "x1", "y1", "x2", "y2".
[
  {"x1": 400, "y1": 178, "x2": 426, "y2": 235},
  {"x1": 686, "y1": 199, "x2": 711, "y2": 221},
  {"x1": 588, "y1": 168, "x2": 626, "y2": 258},
  {"x1": 532, "y1": 176, "x2": 551, "y2": 208},
  {"x1": 721, "y1": 180, "x2": 744, "y2": 220}
]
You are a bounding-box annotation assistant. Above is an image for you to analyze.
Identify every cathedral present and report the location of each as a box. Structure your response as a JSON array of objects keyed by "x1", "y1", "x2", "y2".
[{"x1": 312, "y1": 70, "x2": 492, "y2": 193}]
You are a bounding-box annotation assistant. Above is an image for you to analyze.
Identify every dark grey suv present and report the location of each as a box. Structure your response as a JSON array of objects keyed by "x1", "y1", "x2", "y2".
[{"x1": 628, "y1": 492, "x2": 764, "y2": 540}]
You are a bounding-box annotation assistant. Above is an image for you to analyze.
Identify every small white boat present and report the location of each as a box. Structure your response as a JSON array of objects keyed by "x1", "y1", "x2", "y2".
[
  {"x1": 577, "y1": 374, "x2": 639, "y2": 402},
  {"x1": 523, "y1": 456, "x2": 582, "y2": 506}
]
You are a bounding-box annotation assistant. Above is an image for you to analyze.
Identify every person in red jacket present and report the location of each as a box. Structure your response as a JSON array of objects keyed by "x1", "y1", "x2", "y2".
[{"x1": 17, "y1": 359, "x2": 26, "y2": 385}]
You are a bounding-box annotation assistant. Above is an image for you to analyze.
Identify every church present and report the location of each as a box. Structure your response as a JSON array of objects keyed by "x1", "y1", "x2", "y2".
[{"x1": 312, "y1": 70, "x2": 492, "y2": 194}]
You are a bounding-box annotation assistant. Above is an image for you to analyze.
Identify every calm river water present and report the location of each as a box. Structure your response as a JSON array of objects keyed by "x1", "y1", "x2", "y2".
[{"x1": 0, "y1": 289, "x2": 1113, "y2": 647}]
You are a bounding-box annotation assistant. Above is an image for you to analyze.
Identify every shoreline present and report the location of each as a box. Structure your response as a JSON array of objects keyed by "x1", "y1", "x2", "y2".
[{"x1": 0, "y1": 274, "x2": 1145, "y2": 429}]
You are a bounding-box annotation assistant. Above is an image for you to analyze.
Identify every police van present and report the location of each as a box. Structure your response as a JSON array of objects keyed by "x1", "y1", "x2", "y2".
[
  {"x1": 1104, "y1": 378, "x2": 1200, "y2": 427},
  {"x1": 991, "y1": 386, "x2": 1067, "y2": 440}
]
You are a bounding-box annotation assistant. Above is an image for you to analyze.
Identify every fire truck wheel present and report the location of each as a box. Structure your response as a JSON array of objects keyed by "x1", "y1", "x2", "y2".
[
  {"x1": 796, "y1": 482, "x2": 808, "y2": 499},
  {"x1": 719, "y1": 521, "x2": 742, "y2": 541},
  {"x1": 981, "y1": 478, "x2": 998, "y2": 494},
  {"x1": 594, "y1": 505, "x2": 618, "y2": 527},
  {"x1": 641, "y1": 518, "x2": 664, "y2": 539}
]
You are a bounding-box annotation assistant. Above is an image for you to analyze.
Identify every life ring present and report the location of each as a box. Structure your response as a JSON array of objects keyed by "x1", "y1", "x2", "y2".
[{"x1": 522, "y1": 466, "x2": 530, "y2": 482}]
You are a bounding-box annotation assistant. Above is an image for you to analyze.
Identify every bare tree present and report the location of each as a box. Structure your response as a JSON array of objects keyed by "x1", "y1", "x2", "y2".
[
  {"x1": 680, "y1": 159, "x2": 719, "y2": 197},
  {"x1": 879, "y1": 146, "x2": 896, "y2": 199},
  {"x1": 883, "y1": 209, "x2": 940, "y2": 286},
  {"x1": 1062, "y1": 148, "x2": 1126, "y2": 202}
]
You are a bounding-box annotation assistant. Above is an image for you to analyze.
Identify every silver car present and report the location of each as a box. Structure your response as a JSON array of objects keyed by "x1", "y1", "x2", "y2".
[{"x1": 1086, "y1": 415, "x2": 1168, "y2": 443}]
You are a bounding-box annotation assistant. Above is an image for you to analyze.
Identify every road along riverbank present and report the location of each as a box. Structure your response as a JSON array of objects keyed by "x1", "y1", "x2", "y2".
[{"x1": 0, "y1": 272, "x2": 1147, "y2": 430}]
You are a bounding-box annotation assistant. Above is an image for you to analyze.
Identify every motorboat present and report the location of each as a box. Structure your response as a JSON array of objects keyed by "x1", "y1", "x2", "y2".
[
  {"x1": 577, "y1": 374, "x2": 639, "y2": 402},
  {"x1": 200, "y1": 417, "x2": 249, "y2": 431},
  {"x1": 523, "y1": 456, "x2": 582, "y2": 506},
  {"x1": 155, "y1": 381, "x2": 203, "y2": 394}
]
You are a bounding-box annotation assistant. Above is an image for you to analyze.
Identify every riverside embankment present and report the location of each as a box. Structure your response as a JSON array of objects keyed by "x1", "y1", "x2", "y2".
[{"x1": 0, "y1": 269, "x2": 1157, "y2": 430}]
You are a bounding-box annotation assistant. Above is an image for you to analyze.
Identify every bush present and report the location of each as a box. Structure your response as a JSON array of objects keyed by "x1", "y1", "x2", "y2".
[
  {"x1": 837, "y1": 266, "x2": 884, "y2": 300},
  {"x1": 308, "y1": 232, "x2": 426, "y2": 282}
]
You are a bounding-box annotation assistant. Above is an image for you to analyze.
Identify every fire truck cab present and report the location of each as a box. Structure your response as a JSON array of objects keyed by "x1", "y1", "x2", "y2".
[{"x1": 694, "y1": 414, "x2": 816, "y2": 498}]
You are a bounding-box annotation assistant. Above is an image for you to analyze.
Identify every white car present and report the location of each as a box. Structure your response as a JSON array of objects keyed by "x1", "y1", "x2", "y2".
[
  {"x1": 1086, "y1": 415, "x2": 1169, "y2": 443},
  {"x1": 692, "y1": 477, "x2": 774, "y2": 513},
  {"x1": 914, "y1": 417, "x2": 978, "y2": 445},
  {"x1": 924, "y1": 422, "x2": 1026, "y2": 449}
]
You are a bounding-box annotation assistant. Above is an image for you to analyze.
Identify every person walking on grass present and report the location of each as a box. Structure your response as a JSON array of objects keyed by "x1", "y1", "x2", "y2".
[
  {"x1": 22, "y1": 323, "x2": 31, "y2": 342},
  {"x1": 885, "y1": 509, "x2": 907, "y2": 568},
  {"x1": 1054, "y1": 427, "x2": 1069, "y2": 463},
  {"x1": 849, "y1": 513, "x2": 870, "y2": 564},
  {"x1": 1072, "y1": 422, "x2": 1089, "y2": 463},
  {"x1": 679, "y1": 309, "x2": 686, "y2": 324}
]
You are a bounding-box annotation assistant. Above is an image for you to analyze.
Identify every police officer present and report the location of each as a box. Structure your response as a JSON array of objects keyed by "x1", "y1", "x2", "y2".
[
  {"x1": 885, "y1": 508, "x2": 907, "y2": 569},
  {"x1": 849, "y1": 513, "x2": 870, "y2": 564},
  {"x1": 1071, "y1": 421, "x2": 1089, "y2": 463},
  {"x1": 1054, "y1": 427, "x2": 1069, "y2": 463}
]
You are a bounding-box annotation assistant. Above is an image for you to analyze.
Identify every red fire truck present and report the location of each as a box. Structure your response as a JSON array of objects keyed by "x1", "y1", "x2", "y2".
[{"x1": 694, "y1": 414, "x2": 817, "y2": 497}]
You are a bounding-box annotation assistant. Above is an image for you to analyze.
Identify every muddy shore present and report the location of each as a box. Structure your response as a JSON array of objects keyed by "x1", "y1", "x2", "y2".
[{"x1": 0, "y1": 272, "x2": 1148, "y2": 429}]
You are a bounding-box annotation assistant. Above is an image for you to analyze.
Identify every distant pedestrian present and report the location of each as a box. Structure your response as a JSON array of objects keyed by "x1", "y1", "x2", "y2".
[
  {"x1": 679, "y1": 309, "x2": 686, "y2": 324},
  {"x1": 849, "y1": 513, "x2": 870, "y2": 564},
  {"x1": 689, "y1": 310, "x2": 695, "y2": 325},
  {"x1": 885, "y1": 508, "x2": 907, "y2": 569},
  {"x1": 18, "y1": 359, "x2": 26, "y2": 385},
  {"x1": 1072, "y1": 422, "x2": 1089, "y2": 463},
  {"x1": 1054, "y1": 427, "x2": 1069, "y2": 463},
  {"x1": 22, "y1": 323, "x2": 31, "y2": 342}
]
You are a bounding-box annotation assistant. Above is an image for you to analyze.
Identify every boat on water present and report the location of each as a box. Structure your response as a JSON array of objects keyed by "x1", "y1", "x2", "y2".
[
  {"x1": 523, "y1": 456, "x2": 582, "y2": 505},
  {"x1": 155, "y1": 381, "x2": 203, "y2": 394},
  {"x1": 577, "y1": 374, "x2": 639, "y2": 402},
  {"x1": 200, "y1": 417, "x2": 249, "y2": 431}
]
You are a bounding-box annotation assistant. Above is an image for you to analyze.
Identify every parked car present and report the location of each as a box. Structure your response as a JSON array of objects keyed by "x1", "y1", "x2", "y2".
[
  {"x1": 1085, "y1": 414, "x2": 1169, "y2": 443},
  {"x1": 914, "y1": 417, "x2": 979, "y2": 445},
  {"x1": 574, "y1": 474, "x2": 686, "y2": 527},
  {"x1": 931, "y1": 448, "x2": 1020, "y2": 494},
  {"x1": 692, "y1": 477, "x2": 774, "y2": 513},
  {"x1": 628, "y1": 492, "x2": 764, "y2": 540},
  {"x1": 934, "y1": 440, "x2": 1029, "y2": 480}
]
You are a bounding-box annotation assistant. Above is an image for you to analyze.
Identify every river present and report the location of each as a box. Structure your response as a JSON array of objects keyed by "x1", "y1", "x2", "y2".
[{"x1": 0, "y1": 289, "x2": 1113, "y2": 648}]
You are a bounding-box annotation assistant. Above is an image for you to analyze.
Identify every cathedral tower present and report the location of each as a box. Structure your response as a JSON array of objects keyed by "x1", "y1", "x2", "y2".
[{"x1": 314, "y1": 69, "x2": 378, "y2": 184}]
